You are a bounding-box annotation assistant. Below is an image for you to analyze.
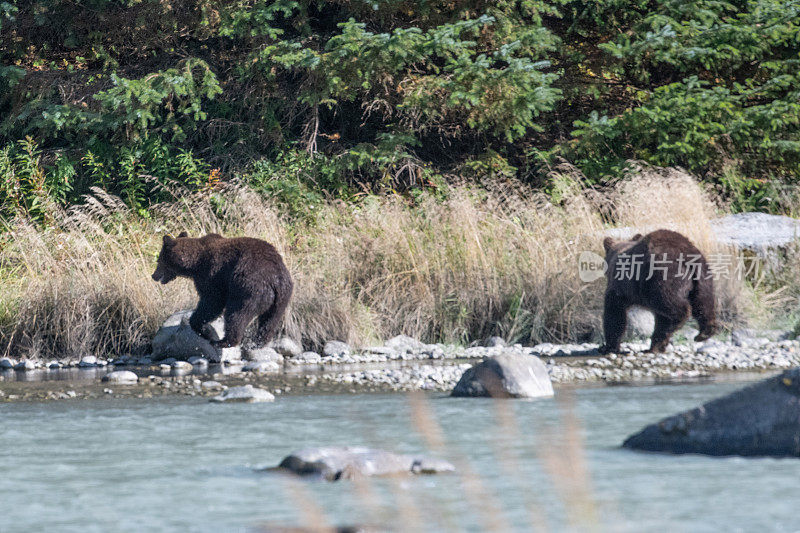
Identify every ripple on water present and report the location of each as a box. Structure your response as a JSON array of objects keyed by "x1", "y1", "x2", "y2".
[{"x1": 1, "y1": 381, "x2": 799, "y2": 532}]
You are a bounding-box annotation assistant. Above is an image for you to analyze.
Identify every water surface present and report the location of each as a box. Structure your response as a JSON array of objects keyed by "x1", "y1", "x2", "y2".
[{"x1": 2, "y1": 379, "x2": 797, "y2": 532}]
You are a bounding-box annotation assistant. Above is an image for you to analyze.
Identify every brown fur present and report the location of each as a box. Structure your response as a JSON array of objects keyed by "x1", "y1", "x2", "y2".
[
  {"x1": 152, "y1": 232, "x2": 293, "y2": 348},
  {"x1": 599, "y1": 229, "x2": 717, "y2": 354}
]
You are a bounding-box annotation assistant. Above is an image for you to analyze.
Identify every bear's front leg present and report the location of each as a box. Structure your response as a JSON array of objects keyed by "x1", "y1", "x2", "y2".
[
  {"x1": 189, "y1": 297, "x2": 225, "y2": 340},
  {"x1": 599, "y1": 292, "x2": 627, "y2": 354},
  {"x1": 212, "y1": 300, "x2": 257, "y2": 348}
]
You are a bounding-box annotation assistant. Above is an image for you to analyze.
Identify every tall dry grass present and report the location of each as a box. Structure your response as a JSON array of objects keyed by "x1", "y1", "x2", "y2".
[{"x1": 0, "y1": 166, "x2": 771, "y2": 359}]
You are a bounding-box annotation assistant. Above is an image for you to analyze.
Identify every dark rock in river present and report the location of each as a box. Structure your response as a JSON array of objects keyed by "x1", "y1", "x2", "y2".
[
  {"x1": 623, "y1": 367, "x2": 800, "y2": 457},
  {"x1": 150, "y1": 310, "x2": 241, "y2": 364},
  {"x1": 451, "y1": 351, "x2": 554, "y2": 398},
  {"x1": 273, "y1": 446, "x2": 455, "y2": 481}
]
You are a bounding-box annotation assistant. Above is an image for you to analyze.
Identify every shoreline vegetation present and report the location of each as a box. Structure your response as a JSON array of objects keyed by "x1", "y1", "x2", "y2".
[
  {"x1": 3, "y1": 0, "x2": 800, "y2": 361},
  {"x1": 1, "y1": 164, "x2": 799, "y2": 361}
]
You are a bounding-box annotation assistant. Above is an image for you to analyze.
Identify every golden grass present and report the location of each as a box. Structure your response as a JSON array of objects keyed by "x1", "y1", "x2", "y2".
[{"x1": 0, "y1": 166, "x2": 781, "y2": 359}]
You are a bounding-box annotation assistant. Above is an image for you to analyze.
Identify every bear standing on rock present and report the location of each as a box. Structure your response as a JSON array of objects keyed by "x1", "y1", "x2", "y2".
[
  {"x1": 600, "y1": 229, "x2": 717, "y2": 354},
  {"x1": 152, "y1": 232, "x2": 293, "y2": 348}
]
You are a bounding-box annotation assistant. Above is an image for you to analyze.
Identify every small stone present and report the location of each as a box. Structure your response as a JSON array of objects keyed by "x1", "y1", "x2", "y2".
[
  {"x1": 171, "y1": 361, "x2": 193, "y2": 371},
  {"x1": 201, "y1": 380, "x2": 223, "y2": 390},
  {"x1": 78, "y1": 356, "x2": 98, "y2": 368},
  {"x1": 102, "y1": 370, "x2": 139, "y2": 384},
  {"x1": 210, "y1": 384, "x2": 274, "y2": 403},
  {"x1": 242, "y1": 361, "x2": 280, "y2": 373},
  {"x1": 48, "y1": 361, "x2": 62, "y2": 369},
  {"x1": 270, "y1": 337, "x2": 303, "y2": 357},
  {"x1": 14, "y1": 360, "x2": 36, "y2": 371},
  {"x1": 384, "y1": 335, "x2": 426, "y2": 353},
  {"x1": 323, "y1": 340, "x2": 351, "y2": 358},
  {"x1": 215, "y1": 346, "x2": 242, "y2": 365},
  {"x1": 293, "y1": 351, "x2": 322, "y2": 364},
  {"x1": 483, "y1": 336, "x2": 507, "y2": 348},
  {"x1": 242, "y1": 347, "x2": 284, "y2": 364}
]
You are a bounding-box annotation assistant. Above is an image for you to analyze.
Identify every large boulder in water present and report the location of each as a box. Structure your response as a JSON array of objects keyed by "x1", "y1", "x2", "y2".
[
  {"x1": 273, "y1": 446, "x2": 455, "y2": 481},
  {"x1": 624, "y1": 367, "x2": 800, "y2": 457},
  {"x1": 451, "y1": 351, "x2": 554, "y2": 398},
  {"x1": 150, "y1": 310, "x2": 241, "y2": 364}
]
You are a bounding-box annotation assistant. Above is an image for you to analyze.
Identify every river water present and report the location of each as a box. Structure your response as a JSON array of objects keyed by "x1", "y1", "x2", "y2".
[{"x1": 2, "y1": 378, "x2": 798, "y2": 532}]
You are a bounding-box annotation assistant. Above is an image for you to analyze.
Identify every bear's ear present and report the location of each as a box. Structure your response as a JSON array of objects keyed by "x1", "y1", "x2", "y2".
[
  {"x1": 163, "y1": 234, "x2": 176, "y2": 246},
  {"x1": 603, "y1": 237, "x2": 614, "y2": 253},
  {"x1": 631, "y1": 233, "x2": 643, "y2": 240},
  {"x1": 178, "y1": 231, "x2": 188, "y2": 238}
]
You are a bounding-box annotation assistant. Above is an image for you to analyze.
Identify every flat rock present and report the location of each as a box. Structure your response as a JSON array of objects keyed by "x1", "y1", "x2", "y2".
[
  {"x1": 0, "y1": 358, "x2": 15, "y2": 369},
  {"x1": 270, "y1": 337, "x2": 303, "y2": 357},
  {"x1": 323, "y1": 340, "x2": 351, "y2": 358},
  {"x1": 210, "y1": 385, "x2": 274, "y2": 403},
  {"x1": 102, "y1": 370, "x2": 139, "y2": 384},
  {"x1": 623, "y1": 367, "x2": 800, "y2": 457},
  {"x1": 274, "y1": 446, "x2": 455, "y2": 481},
  {"x1": 711, "y1": 212, "x2": 800, "y2": 256},
  {"x1": 451, "y1": 351, "x2": 554, "y2": 398}
]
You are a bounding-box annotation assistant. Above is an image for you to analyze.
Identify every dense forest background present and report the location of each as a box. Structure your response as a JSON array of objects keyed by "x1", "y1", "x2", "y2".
[{"x1": 2, "y1": 0, "x2": 800, "y2": 218}]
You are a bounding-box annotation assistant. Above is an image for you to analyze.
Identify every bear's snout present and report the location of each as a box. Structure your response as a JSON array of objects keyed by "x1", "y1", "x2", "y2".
[{"x1": 151, "y1": 263, "x2": 176, "y2": 284}]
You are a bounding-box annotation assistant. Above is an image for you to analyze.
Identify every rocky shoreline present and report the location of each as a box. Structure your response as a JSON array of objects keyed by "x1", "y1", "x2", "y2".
[{"x1": 1, "y1": 329, "x2": 798, "y2": 402}]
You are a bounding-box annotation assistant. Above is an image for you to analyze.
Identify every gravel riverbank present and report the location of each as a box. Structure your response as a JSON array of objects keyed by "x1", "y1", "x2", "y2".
[{"x1": 1, "y1": 332, "x2": 798, "y2": 401}]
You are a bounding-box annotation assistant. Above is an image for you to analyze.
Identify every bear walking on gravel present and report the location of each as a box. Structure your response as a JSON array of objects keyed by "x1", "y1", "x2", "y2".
[
  {"x1": 152, "y1": 232, "x2": 293, "y2": 348},
  {"x1": 600, "y1": 229, "x2": 717, "y2": 354}
]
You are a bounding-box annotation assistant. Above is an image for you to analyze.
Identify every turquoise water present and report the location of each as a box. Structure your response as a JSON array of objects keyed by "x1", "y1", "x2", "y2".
[{"x1": 2, "y1": 379, "x2": 799, "y2": 532}]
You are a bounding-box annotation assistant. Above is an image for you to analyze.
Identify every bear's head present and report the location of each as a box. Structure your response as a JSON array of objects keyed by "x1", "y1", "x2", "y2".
[
  {"x1": 602, "y1": 233, "x2": 643, "y2": 276},
  {"x1": 602, "y1": 233, "x2": 642, "y2": 256},
  {"x1": 152, "y1": 231, "x2": 190, "y2": 284}
]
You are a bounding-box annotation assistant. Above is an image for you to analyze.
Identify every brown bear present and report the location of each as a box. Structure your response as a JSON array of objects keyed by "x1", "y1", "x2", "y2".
[
  {"x1": 152, "y1": 232, "x2": 293, "y2": 348},
  {"x1": 599, "y1": 229, "x2": 717, "y2": 354}
]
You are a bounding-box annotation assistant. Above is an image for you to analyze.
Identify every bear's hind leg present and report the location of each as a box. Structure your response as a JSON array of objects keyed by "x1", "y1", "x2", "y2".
[
  {"x1": 648, "y1": 305, "x2": 690, "y2": 353},
  {"x1": 599, "y1": 292, "x2": 627, "y2": 354},
  {"x1": 254, "y1": 293, "x2": 291, "y2": 347},
  {"x1": 690, "y1": 278, "x2": 717, "y2": 341},
  {"x1": 215, "y1": 300, "x2": 258, "y2": 348}
]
